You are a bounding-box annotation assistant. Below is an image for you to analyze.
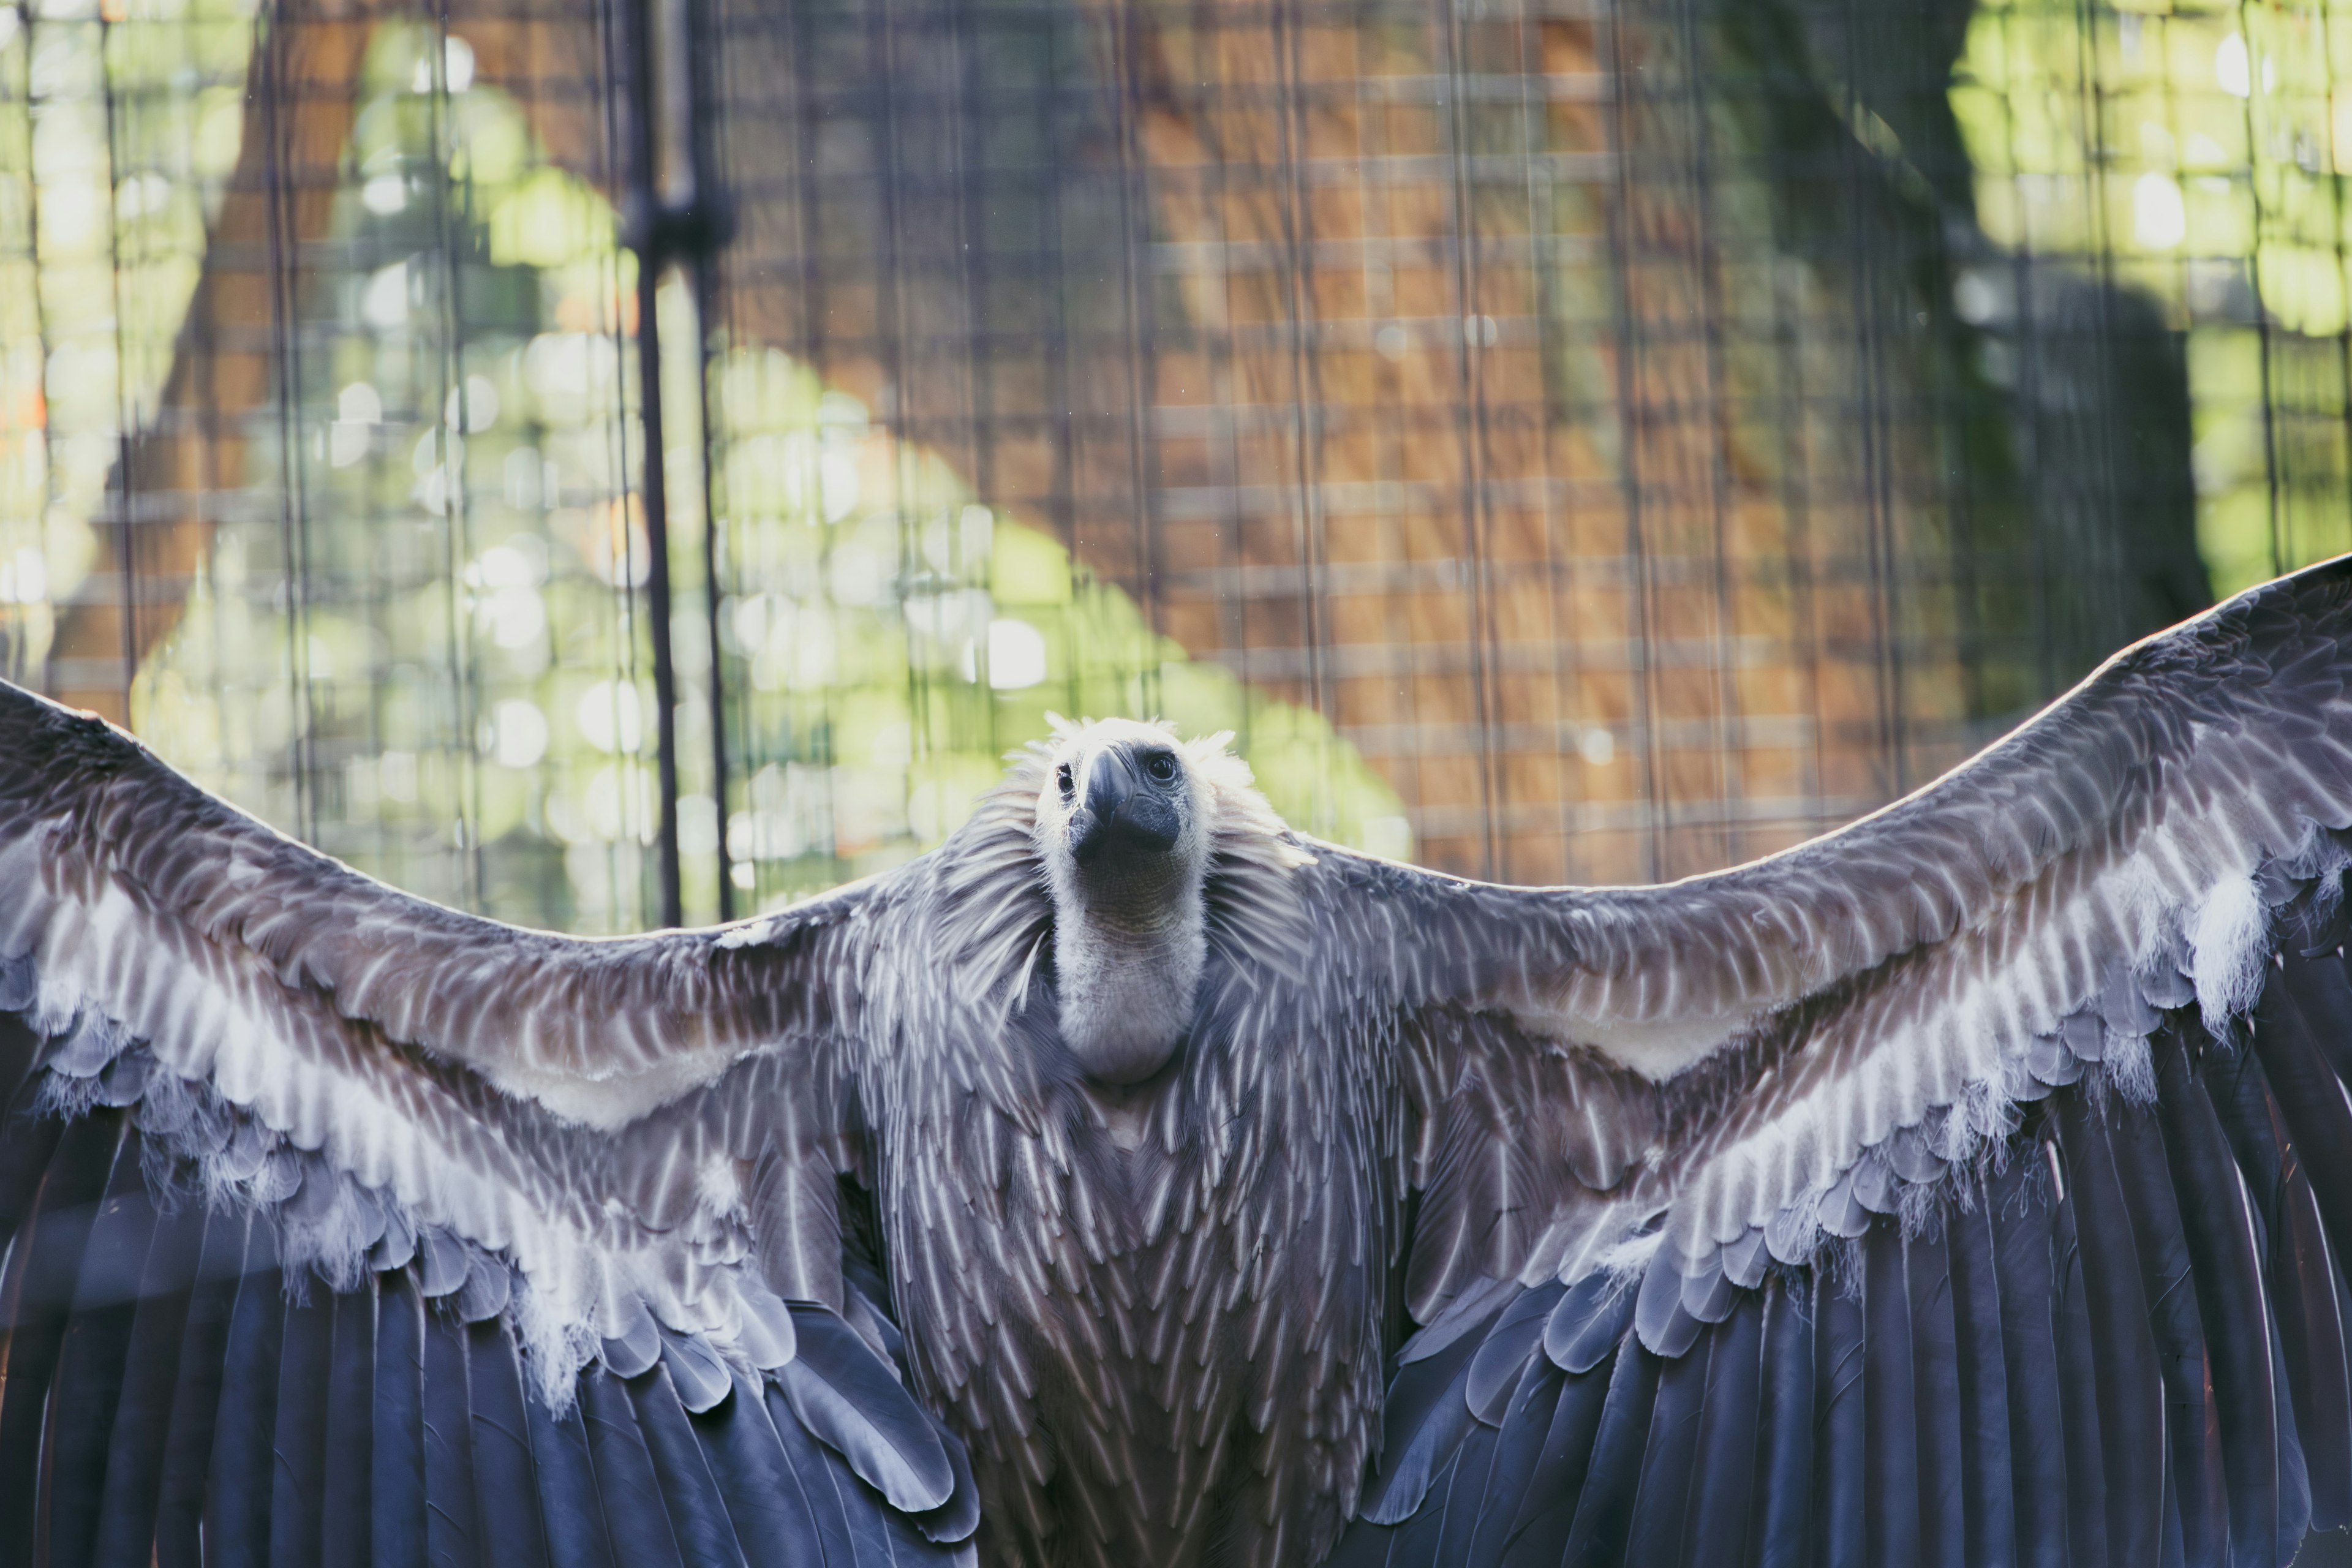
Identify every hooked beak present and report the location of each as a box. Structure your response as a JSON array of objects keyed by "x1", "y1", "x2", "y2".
[{"x1": 1069, "y1": 747, "x2": 1182, "y2": 865}]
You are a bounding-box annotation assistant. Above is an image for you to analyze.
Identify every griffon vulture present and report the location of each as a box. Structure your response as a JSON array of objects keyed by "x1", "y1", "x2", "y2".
[{"x1": 6, "y1": 559, "x2": 2352, "y2": 1568}]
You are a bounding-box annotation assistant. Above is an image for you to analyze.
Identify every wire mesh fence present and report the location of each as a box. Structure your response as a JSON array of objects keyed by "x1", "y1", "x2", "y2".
[{"x1": 0, "y1": 0, "x2": 2315, "y2": 932}]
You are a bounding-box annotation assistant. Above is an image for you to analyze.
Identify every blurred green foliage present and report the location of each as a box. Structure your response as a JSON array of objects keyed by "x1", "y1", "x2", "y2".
[
  {"x1": 1953, "y1": 0, "x2": 2352, "y2": 595},
  {"x1": 0, "y1": 0, "x2": 256, "y2": 671}
]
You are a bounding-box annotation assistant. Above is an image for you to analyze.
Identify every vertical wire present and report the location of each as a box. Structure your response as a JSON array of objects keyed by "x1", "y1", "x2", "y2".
[
  {"x1": 21, "y1": 1, "x2": 51, "y2": 703},
  {"x1": 693, "y1": 278, "x2": 732, "y2": 918},
  {"x1": 594, "y1": 0, "x2": 647, "y2": 927},
  {"x1": 1270, "y1": 0, "x2": 1331, "y2": 833},
  {"x1": 876, "y1": 0, "x2": 973, "y2": 862},
  {"x1": 1039, "y1": 0, "x2": 1079, "y2": 726},
  {"x1": 0, "y1": 1, "x2": 22, "y2": 692},
  {"x1": 1838, "y1": 0, "x2": 1902, "y2": 801},
  {"x1": 1357, "y1": 18, "x2": 1427, "y2": 853},
  {"x1": 1437, "y1": 0, "x2": 1500, "y2": 881},
  {"x1": 797, "y1": 0, "x2": 840, "y2": 886},
  {"x1": 2069, "y1": 0, "x2": 2126, "y2": 660},
  {"x1": 765, "y1": 0, "x2": 828, "y2": 902},
  {"x1": 1107, "y1": 0, "x2": 1161, "y2": 718},
  {"x1": 869, "y1": 0, "x2": 917, "y2": 823},
  {"x1": 1765, "y1": 184, "x2": 1827, "y2": 836},
  {"x1": 1510, "y1": 0, "x2": 1577, "y2": 884},
  {"x1": 1602, "y1": 0, "x2": 1662, "y2": 884},
  {"x1": 2234, "y1": 0, "x2": 2285, "y2": 580},
  {"x1": 680, "y1": 0, "x2": 732, "y2": 919},
  {"x1": 431, "y1": 7, "x2": 487, "y2": 905},
  {"x1": 708, "y1": 0, "x2": 757, "y2": 910},
  {"x1": 100, "y1": 2, "x2": 135, "y2": 722},
  {"x1": 1674, "y1": 0, "x2": 1741, "y2": 867},
  {"x1": 1196, "y1": 0, "x2": 1249, "y2": 761},
  {"x1": 2328, "y1": 3, "x2": 2352, "y2": 549},
  {"x1": 944, "y1": 0, "x2": 991, "y2": 765},
  {"x1": 625, "y1": 0, "x2": 684, "y2": 927},
  {"x1": 1989, "y1": 9, "x2": 2054, "y2": 704},
  {"x1": 260, "y1": 0, "x2": 318, "y2": 846}
]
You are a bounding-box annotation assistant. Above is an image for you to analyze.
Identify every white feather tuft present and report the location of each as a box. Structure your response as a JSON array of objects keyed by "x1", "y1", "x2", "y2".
[
  {"x1": 514, "y1": 1274, "x2": 600, "y2": 1412},
  {"x1": 714, "y1": 919, "x2": 776, "y2": 951},
  {"x1": 1594, "y1": 1226, "x2": 1664, "y2": 1286},
  {"x1": 2190, "y1": 873, "x2": 2269, "y2": 1033},
  {"x1": 2105, "y1": 1031, "x2": 2157, "y2": 1104},
  {"x1": 697, "y1": 1152, "x2": 745, "y2": 1218}
]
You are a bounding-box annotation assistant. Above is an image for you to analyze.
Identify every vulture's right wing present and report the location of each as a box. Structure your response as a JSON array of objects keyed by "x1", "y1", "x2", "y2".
[
  {"x1": 1321, "y1": 555, "x2": 2352, "y2": 1567},
  {"x1": 0, "y1": 682, "x2": 980, "y2": 1566}
]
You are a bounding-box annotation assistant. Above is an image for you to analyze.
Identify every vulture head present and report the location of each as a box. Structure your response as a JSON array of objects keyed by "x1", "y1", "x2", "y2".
[{"x1": 1032, "y1": 717, "x2": 1219, "y2": 1084}]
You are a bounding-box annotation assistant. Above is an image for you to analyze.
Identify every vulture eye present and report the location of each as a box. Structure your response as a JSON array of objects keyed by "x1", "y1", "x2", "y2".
[
  {"x1": 1144, "y1": 753, "x2": 1178, "y2": 783},
  {"x1": 1057, "y1": 763, "x2": 1074, "y2": 799}
]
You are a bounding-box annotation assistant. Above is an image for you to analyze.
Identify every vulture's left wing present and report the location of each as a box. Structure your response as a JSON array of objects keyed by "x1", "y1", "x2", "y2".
[
  {"x1": 1323, "y1": 554, "x2": 2352, "y2": 1567},
  {"x1": 0, "y1": 682, "x2": 979, "y2": 1566}
]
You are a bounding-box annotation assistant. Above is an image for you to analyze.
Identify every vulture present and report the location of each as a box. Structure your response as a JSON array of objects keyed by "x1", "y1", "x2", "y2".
[{"x1": 12, "y1": 558, "x2": 2352, "y2": 1568}]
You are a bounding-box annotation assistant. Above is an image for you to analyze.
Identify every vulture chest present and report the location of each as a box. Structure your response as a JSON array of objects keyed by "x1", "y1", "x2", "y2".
[{"x1": 885, "y1": 1048, "x2": 1394, "y2": 1568}]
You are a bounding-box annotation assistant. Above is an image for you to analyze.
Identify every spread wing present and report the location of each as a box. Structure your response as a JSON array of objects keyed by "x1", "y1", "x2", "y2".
[
  {"x1": 0, "y1": 681, "x2": 981, "y2": 1565},
  {"x1": 1325, "y1": 554, "x2": 2352, "y2": 1567}
]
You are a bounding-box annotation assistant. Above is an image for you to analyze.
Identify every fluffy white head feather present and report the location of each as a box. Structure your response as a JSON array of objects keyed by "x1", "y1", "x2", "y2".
[{"x1": 1030, "y1": 717, "x2": 1237, "y2": 1084}]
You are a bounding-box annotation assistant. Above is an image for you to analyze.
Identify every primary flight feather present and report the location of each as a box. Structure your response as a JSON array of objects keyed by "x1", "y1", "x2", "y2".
[{"x1": 7, "y1": 559, "x2": 2352, "y2": 1566}]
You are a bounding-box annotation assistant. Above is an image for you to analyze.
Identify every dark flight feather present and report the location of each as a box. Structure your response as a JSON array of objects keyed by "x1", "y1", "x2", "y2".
[
  {"x1": 0, "y1": 1107, "x2": 126, "y2": 1549},
  {"x1": 1360, "y1": 1291, "x2": 1497, "y2": 1526},
  {"x1": 779, "y1": 1303, "x2": 956, "y2": 1516},
  {"x1": 422, "y1": 1297, "x2": 482, "y2": 1568},
  {"x1": 2047, "y1": 1132, "x2": 2114, "y2": 1568},
  {"x1": 91, "y1": 1162, "x2": 207, "y2": 1568},
  {"x1": 1986, "y1": 1147, "x2": 2076, "y2": 1568},
  {"x1": 1943, "y1": 1179, "x2": 2019, "y2": 1568},
  {"x1": 2203, "y1": 1036, "x2": 2331, "y2": 1548},
  {"x1": 1466, "y1": 1283, "x2": 1563, "y2": 1425},
  {"x1": 521, "y1": 1366, "x2": 619, "y2": 1568},
  {"x1": 204, "y1": 1215, "x2": 288, "y2": 1568},
  {"x1": 1861, "y1": 1221, "x2": 1922, "y2": 1568},
  {"x1": 627, "y1": 1363, "x2": 750, "y2": 1568},
  {"x1": 270, "y1": 1286, "x2": 334, "y2": 1568},
  {"x1": 1749, "y1": 1274, "x2": 1815, "y2": 1568},
  {"x1": 905, "y1": 1395, "x2": 982, "y2": 1547},
  {"x1": 1494, "y1": 1348, "x2": 1618, "y2": 1566},
  {"x1": 1427, "y1": 1417, "x2": 1507, "y2": 1567},
  {"x1": 2051, "y1": 1091, "x2": 2170, "y2": 1567},
  {"x1": 1545, "y1": 1273, "x2": 1638, "y2": 1376},
  {"x1": 154, "y1": 1205, "x2": 256, "y2": 1568},
  {"x1": 764, "y1": 1379, "x2": 902, "y2": 1568},
  {"x1": 581, "y1": 1367, "x2": 689, "y2": 1568},
  {"x1": 45, "y1": 1117, "x2": 157, "y2": 1568},
  {"x1": 2248, "y1": 970, "x2": 2352, "y2": 1532},
  {"x1": 1678, "y1": 1286, "x2": 1763, "y2": 1568},
  {"x1": 1811, "y1": 1265, "x2": 1868, "y2": 1568},
  {"x1": 688, "y1": 1373, "x2": 823, "y2": 1568},
  {"x1": 2108, "y1": 1080, "x2": 2233, "y2": 1566},
  {"x1": 2250, "y1": 962, "x2": 2352, "y2": 1263},
  {"x1": 372, "y1": 1270, "x2": 430, "y2": 1568},
  {"x1": 466, "y1": 1317, "x2": 555, "y2": 1568},
  {"x1": 1902, "y1": 1218, "x2": 1966, "y2": 1568},
  {"x1": 1459, "y1": 1352, "x2": 1567, "y2": 1566},
  {"x1": 2153, "y1": 1031, "x2": 2283, "y2": 1568},
  {"x1": 320, "y1": 1278, "x2": 378, "y2": 1568},
  {"x1": 1619, "y1": 1325, "x2": 1708, "y2": 1568},
  {"x1": 1558, "y1": 1336, "x2": 1663, "y2": 1568}
]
